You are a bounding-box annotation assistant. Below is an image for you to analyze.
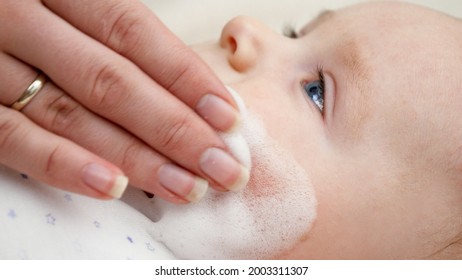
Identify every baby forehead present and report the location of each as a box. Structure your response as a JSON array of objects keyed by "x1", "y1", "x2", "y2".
[
  {"x1": 317, "y1": 3, "x2": 462, "y2": 137},
  {"x1": 324, "y1": 3, "x2": 462, "y2": 75},
  {"x1": 334, "y1": 2, "x2": 444, "y2": 23},
  {"x1": 344, "y1": 3, "x2": 461, "y2": 40}
]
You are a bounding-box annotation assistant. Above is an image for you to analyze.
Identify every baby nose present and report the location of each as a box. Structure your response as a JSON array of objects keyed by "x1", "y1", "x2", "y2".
[{"x1": 220, "y1": 16, "x2": 268, "y2": 72}]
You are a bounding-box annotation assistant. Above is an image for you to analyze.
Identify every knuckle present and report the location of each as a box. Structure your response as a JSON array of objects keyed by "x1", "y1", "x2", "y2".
[
  {"x1": 157, "y1": 46, "x2": 207, "y2": 94},
  {"x1": 44, "y1": 143, "x2": 64, "y2": 177},
  {"x1": 163, "y1": 59, "x2": 191, "y2": 92},
  {"x1": 152, "y1": 43, "x2": 195, "y2": 92},
  {"x1": 104, "y1": 2, "x2": 145, "y2": 55},
  {"x1": 0, "y1": 112, "x2": 22, "y2": 152},
  {"x1": 89, "y1": 63, "x2": 128, "y2": 111},
  {"x1": 45, "y1": 94, "x2": 83, "y2": 134},
  {"x1": 156, "y1": 112, "x2": 194, "y2": 152},
  {"x1": 119, "y1": 139, "x2": 142, "y2": 174}
]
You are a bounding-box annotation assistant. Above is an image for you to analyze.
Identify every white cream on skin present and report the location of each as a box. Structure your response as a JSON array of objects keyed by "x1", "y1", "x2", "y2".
[{"x1": 149, "y1": 86, "x2": 317, "y2": 259}]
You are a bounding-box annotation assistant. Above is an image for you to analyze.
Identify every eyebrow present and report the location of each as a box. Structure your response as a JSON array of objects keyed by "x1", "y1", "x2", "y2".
[
  {"x1": 299, "y1": 10, "x2": 335, "y2": 36},
  {"x1": 337, "y1": 37, "x2": 372, "y2": 141}
]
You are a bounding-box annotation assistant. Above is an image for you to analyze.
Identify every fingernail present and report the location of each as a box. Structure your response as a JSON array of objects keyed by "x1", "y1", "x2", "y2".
[
  {"x1": 82, "y1": 163, "x2": 128, "y2": 199},
  {"x1": 158, "y1": 164, "x2": 208, "y2": 203},
  {"x1": 196, "y1": 94, "x2": 240, "y2": 132},
  {"x1": 200, "y1": 147, "x2": 249, "y2": 192}
]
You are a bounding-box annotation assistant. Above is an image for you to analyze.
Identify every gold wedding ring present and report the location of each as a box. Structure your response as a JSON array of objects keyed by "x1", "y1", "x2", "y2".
[{"x1": 11, "y1": 72, "x2": 47, "y2": 111}]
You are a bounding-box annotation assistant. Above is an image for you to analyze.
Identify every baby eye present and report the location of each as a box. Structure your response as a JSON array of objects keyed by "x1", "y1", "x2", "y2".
[{"x1": 303, "y1": 71, "x2": 325, "y2": 112}]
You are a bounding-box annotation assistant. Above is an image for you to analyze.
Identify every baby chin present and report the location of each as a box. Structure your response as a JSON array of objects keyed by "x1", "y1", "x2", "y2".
[{"x1": 149, "y1": 86, "x2": 317, "y2": 259}]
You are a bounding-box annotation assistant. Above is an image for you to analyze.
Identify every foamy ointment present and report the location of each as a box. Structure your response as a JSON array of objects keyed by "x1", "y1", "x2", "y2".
[{"x1": 150, "y1": 86, "x2": 317, "y2": 259}]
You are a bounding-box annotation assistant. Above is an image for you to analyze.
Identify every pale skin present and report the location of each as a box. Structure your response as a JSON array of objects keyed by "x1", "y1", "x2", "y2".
[
  {"x1": 0, "y1": 0, "x2": 249, "y2": 204},
  {"x1": 192, "y1": 2, "x2": 462, "y2": 259}
]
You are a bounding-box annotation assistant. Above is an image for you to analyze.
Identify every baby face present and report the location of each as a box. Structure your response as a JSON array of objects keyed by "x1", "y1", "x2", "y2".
[{"x1": 191, "y1": 2, "x2": 462, "y2": 259}]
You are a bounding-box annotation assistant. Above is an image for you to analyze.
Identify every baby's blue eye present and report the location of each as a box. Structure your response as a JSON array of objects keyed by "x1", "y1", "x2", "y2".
[{"x1": 304, "y1": 80, "x2": 324, "y2": 112}]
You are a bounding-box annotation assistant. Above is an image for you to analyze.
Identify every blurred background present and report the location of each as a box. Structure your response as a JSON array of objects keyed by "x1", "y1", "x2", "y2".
[{"x1": 141, "y1": 0, "x2": 462, "y2": 44}]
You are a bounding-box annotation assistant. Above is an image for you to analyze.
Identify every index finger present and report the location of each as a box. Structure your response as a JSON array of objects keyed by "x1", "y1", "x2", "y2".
[{"x1": 42, "y1": 0, "x2": 238, "y2": 132}]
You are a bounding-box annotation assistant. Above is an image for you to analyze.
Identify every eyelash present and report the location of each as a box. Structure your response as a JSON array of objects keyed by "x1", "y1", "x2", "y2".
[
  {"x1": 317, "y1": 67, "x2": 325, "y2": 89},
  {"x1": 303, "y1": 67, "x2": 325, "y2": 114},
  {"x1": 283, "y1": 25, "x2": 299, "y2": 39}
]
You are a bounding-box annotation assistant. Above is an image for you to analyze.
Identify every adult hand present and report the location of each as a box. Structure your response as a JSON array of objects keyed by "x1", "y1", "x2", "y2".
[{"x1": 0, "y1": 0, "x2": 248, "y2": 204}]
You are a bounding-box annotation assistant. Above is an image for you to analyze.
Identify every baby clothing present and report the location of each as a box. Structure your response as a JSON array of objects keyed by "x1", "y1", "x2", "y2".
[{"x1": 0, "y1": 164, "x2": 175, "y2": 259}]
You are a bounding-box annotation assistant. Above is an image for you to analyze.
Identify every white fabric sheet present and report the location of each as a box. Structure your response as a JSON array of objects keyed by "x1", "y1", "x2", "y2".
[{"x1": 0, "y1": 165, "x2": 175, "y2": 259}]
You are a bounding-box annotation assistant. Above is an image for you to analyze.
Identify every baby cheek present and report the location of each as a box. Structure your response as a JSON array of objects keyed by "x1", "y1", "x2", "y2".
[
  {"x1": 244, "y1": 153, "x2": 285, "y2": 198},
  {"x1": 238, "y1": 128, "x2": 319, "y2": 256}
]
